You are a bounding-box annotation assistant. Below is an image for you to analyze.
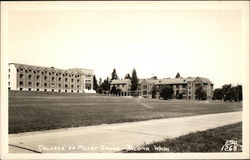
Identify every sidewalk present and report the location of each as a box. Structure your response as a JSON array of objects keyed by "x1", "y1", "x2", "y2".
[{"x1": 9, "y1": 111, "x2": 242, "y2": 153}]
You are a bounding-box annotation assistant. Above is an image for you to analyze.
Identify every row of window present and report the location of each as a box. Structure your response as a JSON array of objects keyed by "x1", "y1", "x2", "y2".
[
  {"x1": 17, "y1": 68, "x2": 86, "y2": 78},
  {"x1": 19, "y1": 81, "x2": 81, "y2": 88},
  {"x1": 18, "y1": 88, "x2": 82, "y2": 93},
  {"x1": 19, "y1": 74, "x2": 81, "y2": 83}
]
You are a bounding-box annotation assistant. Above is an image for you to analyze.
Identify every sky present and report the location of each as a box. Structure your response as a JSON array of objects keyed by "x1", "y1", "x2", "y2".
[{"x1": 7, "y1": 8, "x2": 243, "y2": 88}]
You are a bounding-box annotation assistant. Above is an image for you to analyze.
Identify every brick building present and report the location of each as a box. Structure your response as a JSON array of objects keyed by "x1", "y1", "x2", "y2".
[
  {"x1": 8, "y1": 63, "x2": 95, "y2": 93},
  {"x1": 110, "y1": 77, "x2": 214, "y2": 100}
]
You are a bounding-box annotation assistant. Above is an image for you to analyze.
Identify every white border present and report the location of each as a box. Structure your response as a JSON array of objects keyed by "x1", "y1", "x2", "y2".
[{"x1": 1, "y1": 1, "x2": 249, "y2": 159}]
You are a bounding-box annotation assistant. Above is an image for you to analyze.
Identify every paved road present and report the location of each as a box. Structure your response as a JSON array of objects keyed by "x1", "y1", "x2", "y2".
[{"x1": 9, "y1": 111, "x2": 242, "y2": 153}]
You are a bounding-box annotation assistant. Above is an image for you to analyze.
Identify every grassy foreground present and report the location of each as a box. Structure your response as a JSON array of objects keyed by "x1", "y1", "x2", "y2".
[
  {"x1": 9, "y1": 91, "x2": 242, "y2": 133},
  {"x1": 123, "y1": 122, "x2": 242, "y2": 153}
]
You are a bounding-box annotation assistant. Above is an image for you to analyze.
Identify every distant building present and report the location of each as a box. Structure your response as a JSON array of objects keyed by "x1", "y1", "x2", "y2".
[
  {"x1": 110, "y1": 77, "x2": 214, "y2": 100},
  {"x1": 8, "y1": 63, "x2": 95, "y2": 93}
]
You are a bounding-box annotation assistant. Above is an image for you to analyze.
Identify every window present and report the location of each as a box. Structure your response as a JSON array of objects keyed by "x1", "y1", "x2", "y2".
[
  {"x1": 29, "y1": 69, "x2": 32, "y2": 72},
  {"x1": 28, "y1": 75, "x2": 32, "y2": 79},
  {"x1": 28, "y1": 82, "x2": 32, "y2": 86},
  {"x1": 71, "y1": 79, "x2": 74, "y2": 82},
  {"x1": 8, "y1": 82, "x2": 10, "y2": 85},
  {"x1": 52, "y1": 77, "x2": 55, "y2": 81},
  {"x1": 59, "y1": 84, "x2": 61, "y2": 88},
  {"x1": 37, "y1": 76, "x2": 40, "y2": 79},
  {"x1": 8, "y1": 75, "x2": 10, "y2": 79},
  {"x1": 143, "y1": 91, "x2": 147, "y2": 95},
  {"x1": 49, "y1": 72, "x2": 51, "y2": 75},
  {"x1": 34, "y1": 71, "x2": 36, "y2": 74},
  {"x1": 143, "y1": 85, "x2": 147, "y2": 89},
  {"x1": 65, "y1": 84, "x2": 68, "y2": 88},
  {"x1": 45, "y1": 71, "x2": 47, "y2": 74},
  {"x1": 71, "y1": 85, "x2": 74, "y2": 88},
  {"x1": 44, "y1": 83, "x2": 47, "y2": 87},
  {"x1": 19, "y1": 74, "x2": 23, "y2": 78},
  {"x1": 77, "y1": 79, "x2": 80, "y2": 83},
  {"x1": 36, "y1": 83, "x2": 40, "y2": 87},
  {"x1": 122, "y1": 84, "x2": 125, "y2": 87},
  {"x1": 77, "y1": 85, "x2": 79, "y2": 88},
  {"x1": 20, "y1": 68, "x2": 23, "y2": 72},
  {"x1": 44, "y1": 76, "x2": 47, "y2": 80},
  {"x1": 8, "y1": 69, "x2": 10, "y2": 72},
  {"x1": 65, "y1": 78, "x2": 68, "y2": 82},
  {"x1": 189, "y1": 91, "x2": 191, "y2": 95},
  {"x1": 19, "y1": 81, "x2": 23, "y2": 86},
  {"x1": 59, "y1": 78, "x2": 61, "y2": 81}
]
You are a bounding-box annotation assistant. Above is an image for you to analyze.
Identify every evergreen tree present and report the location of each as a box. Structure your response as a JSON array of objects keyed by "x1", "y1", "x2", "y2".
[
  {"x1": 93, "y1": 75, "x2": 98, "y2": 91},
  {"x1": 124, "y1": 73, "x2": 131, "y2": 79},
  {"x1": 102, "y1": 77, "x2": 111, "y2": 91},
  {"x1": 175, "y1": 72, "x2": 180, "y2": 78},
  {"x1": 131, "y1": 68, "x2": 139, "y2": 92},
  {"x1": 111, "y1": 69, "x2": 119, "y2": 80}
]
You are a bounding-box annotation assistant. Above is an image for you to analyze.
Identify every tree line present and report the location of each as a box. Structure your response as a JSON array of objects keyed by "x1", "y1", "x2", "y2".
[{"x1": 213, "y1": 84, "x2": 242, "y2": 102}]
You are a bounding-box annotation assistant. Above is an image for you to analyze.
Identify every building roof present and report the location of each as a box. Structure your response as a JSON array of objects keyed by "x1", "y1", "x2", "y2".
[
  {"x1": 111, "y1": 79, "x2": 131, "y2": 84},
  {"x1": 111, "y1": 76, "x2": 213, "y2": 85},
  {"x1": 155, "y1": 77, "x2": 213, "y2": 85},
  {"x1": 9, "y1": 63, "x2": 93, "y2": 75}
]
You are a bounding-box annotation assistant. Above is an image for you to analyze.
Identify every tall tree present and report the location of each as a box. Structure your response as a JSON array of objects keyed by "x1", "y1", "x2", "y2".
[
  {"x1": 93, "y1": 75, "x2": 98, "y2": 91},
  {"x1": 124, "y1": 73, "x2": 131, "y2": 79},
  {"x1": 111, "y1": 69, "x2": 119, "y2": 80},
  {"x1": 102, "y1": 77, "x2": 111, "y2": 91},
  {"x1": 131, "y1": 68, "x2": 139, "y2": 92},
  {"x1": 175, "y1": 72, "x2": 180, "y2": 78}
]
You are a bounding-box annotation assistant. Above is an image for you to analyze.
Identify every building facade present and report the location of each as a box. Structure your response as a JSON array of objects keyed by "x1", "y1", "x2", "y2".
[
  {"x1": 110, "y1": 77, "x2": 214, "y2": 100},
  {"x1": 8, "y1": 63, "x2": 95, "y2": 93}
]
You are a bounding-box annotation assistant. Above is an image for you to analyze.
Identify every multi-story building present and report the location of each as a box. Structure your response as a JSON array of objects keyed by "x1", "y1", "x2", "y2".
[
  {"x1": 110, "y1": 76, "x2": 214, "y2": 100},
  {"x1": 8, "y1": 63, "x2": 95, "y2": 93}
]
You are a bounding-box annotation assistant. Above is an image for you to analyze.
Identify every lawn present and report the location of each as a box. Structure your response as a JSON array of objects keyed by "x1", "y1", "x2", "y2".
[
  {"x1": 122, "y1": 122, "x2": 242, "y2": 152},
  {"x1": 9, "y1": 91, "x2": 242, "y2": 133}
]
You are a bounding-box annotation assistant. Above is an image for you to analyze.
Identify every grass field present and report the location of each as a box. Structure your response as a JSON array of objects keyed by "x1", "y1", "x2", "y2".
[
  {"x1": 123, "y1": 122, "x2": 242, "y2": 152},
  {"x1": 9, "y1": 91, "x2": 242, "y2": 133}
]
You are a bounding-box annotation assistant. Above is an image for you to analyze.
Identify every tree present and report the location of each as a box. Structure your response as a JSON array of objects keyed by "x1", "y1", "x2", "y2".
[
  {"x1": 175, "y1": 72, "x2": 180, "y2": 78},
  {"x1": 111, "y1": 68, "x2": 119, "y2": 80},
  {"x1": 151, "y1": 85, "x2": 157, "y2": 98},
  {"x1": 124, "y1": 73, "x2": 131, "y2": 79},
  {"x1": 131, "y1": 68, "x2": 139, "y2": 96},
  {"x1": 160, "y1": 86, "x2": 174, "y2": 100},
  {"x1": 195, "y1": 86, "x2": 207, "y2": 100},
  {"x1": 222, "y1": 84, "x2": 232, "y2": 101},
  {"x1": 93, "y1": 75, "x2": 98, "y2": 91},
  {"x1": 102, "y1": 77, "x2": 111, "y2": 92},
  {"x1": 213, "y1": 88, "x2": 223, "y2": 100}
]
